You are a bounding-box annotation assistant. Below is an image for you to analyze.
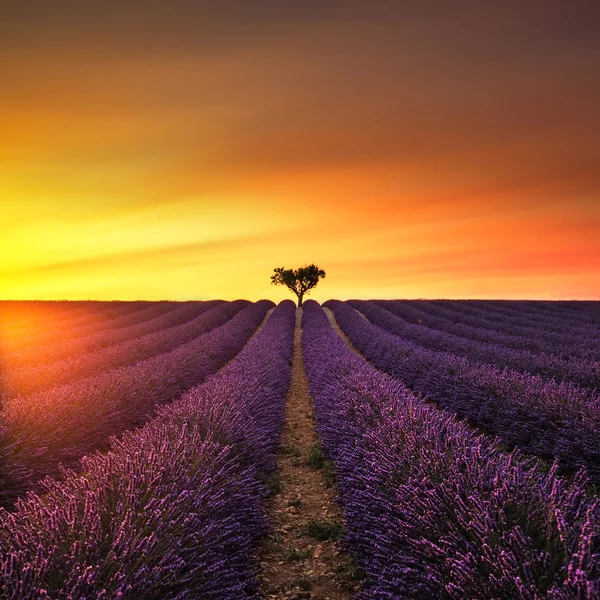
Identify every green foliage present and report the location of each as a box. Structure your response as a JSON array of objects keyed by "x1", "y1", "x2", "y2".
[
  {"x1": 289, "y1": 576, "x2": 314, "y2": 591},
  {"x1": 287, "y1": 496, "x2": 304, "y2": 508},
  {"x1": 336, "y1": 561, "x2": 366, "y2": 582},
  {"x1": 278, "y1": 443, "x2": 301, "y2": 457},
  {"x1": 305, "y1": 518, "x2": 345, "y2": 541},
  {"x1": 306, "y1": 444, "x2": 337, "y2": 487},
  {"x1": 283, "y1": 547, "x2": 312, "y2": 562},
  {"x1": 270, "y1": 264, "x2": 326, "y2": 306},
  {"x1": 264, "y1": 474, "x2": 282, "y2": 497},
  {"x1": 321, "y1": 459, "x2": 337, "y2": 488},
  {"x1": 306, "y1": 444, "x2": 326, "y2": 469}
]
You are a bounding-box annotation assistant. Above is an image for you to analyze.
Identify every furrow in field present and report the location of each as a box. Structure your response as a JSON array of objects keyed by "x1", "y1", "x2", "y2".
[{"x1": 258, "y1": 308, "x2": 357, "y2": 599}]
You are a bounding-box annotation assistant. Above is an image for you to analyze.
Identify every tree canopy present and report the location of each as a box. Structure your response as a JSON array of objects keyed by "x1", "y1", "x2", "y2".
[{"x1": 270, "y1": 264, "x2": 326, "y2": 307}]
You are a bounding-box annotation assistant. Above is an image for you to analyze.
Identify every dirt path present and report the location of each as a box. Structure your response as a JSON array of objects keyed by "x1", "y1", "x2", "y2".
[
  {"x1": 322, "y1": 308, "x2": 359, "y2": 353},
  {"x1": 258, "y1": 308, "x2": 357, "y2": 600},
  {"x1": 249, "y1": 306, "x2": 275, "y2": 344}
]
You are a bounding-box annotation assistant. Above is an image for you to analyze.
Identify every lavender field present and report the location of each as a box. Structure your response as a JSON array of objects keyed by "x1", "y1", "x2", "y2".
[{"x1": 0, "y1": 299, "x2": 599, "y2": 598}]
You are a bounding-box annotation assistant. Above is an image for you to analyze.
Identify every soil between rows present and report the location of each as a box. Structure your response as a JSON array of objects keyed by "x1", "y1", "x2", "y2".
[{"x1": 257, "y1": 308, "x2": 357, "y2": 600}]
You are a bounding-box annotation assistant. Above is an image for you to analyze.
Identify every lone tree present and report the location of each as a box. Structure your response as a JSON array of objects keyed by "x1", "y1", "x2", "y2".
[{"x1": 271, "y1": 264, "x2": 326, "y2": 307}]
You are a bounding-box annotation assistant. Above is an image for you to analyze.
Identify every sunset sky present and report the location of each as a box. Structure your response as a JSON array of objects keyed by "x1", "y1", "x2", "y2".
[{"x1": 1, "y1": 1, "x2": 599, "y2": 301}]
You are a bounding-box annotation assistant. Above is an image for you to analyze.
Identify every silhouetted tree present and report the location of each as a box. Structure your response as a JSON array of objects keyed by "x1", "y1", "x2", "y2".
[{"x1": 271, "y1": 264, "x2": 326, "y2": 307}]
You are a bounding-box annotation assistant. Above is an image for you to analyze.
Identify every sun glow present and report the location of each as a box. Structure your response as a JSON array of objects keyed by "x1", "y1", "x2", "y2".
[{"x1": 1, "y1": 3, "x2": 599, "y2": 300}]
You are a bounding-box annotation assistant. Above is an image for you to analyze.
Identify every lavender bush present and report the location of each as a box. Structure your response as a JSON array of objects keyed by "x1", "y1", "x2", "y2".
[
  {"x1": 350, "y1": 301, "x2": 600, "y2": 389},
  {"x1": 478, "y1": 300, "x2": 600, "y2": 329},
  {"x1": 2, "y1": 301, "x2": 223, "y2": 369},
  {"x1": 375, "y1": 300, "x2": 578, "y2": 356},
  {"x1": 0, "y1": 300, "x2": 141, "y2": 344},
  {"x1": 1, "y1": 302, "x2": 175, "y2": 362},
  {"x1": 4, "y1": 300, "x2": 235, "y2": 396},
  {"x1": 435, "y1": 300, "x2": 600, "y2": 348},
  {"x1": 303, "y1": 300, "x2": 600, "y2": 599},
  {"x1": 326, "y1": 300, "x2": 600, "y2": 482},
  {"x1": 380, "y1": 300, "x2": 600, "y2": 359},
  {"x1": 0, "y1": 300, "x2": 295, "y2": 599},
  {"x1": 0, "y1": 300, "x2": 272, "y2": 508}
]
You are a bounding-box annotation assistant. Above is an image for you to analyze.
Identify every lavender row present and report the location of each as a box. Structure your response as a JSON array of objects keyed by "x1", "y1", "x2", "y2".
[
  {"x1": 440, "y1": 299, "x2": 600, "y2": 339},
  {"x1": 0, "y1": 301, "x2": 218, "y2": 402},
  {"x1": 1, "y1": 301, "x2": 170, "y2": 363},
  {"x1": 0, "y1": 301, "x2": 140, "y2": 338},
  {"x1": 0, "y1": 300, "x2": 273, "y2": 508},
  {"x1": 524, "y1": 300, "x2": 600, "y2": 320},
  {"x1": 302, "y1": 301, "x2": 600, "y2": 599},
  {"x1": 1, "y1": 302, "x2": 104, "y2": 342},
  {"x1": 425, "y1": 299, "x2": 600, "y2": 339},
  {"x1": 448, "y1": 299, "x2": 599, "y2": 330},
  {"x1": 325, "y1": 300, "x2": 600, "y2": 482},
  {"x1": 485, "y1": 300, "x2": 600, "y2": 328},
  {"x1": 0, "y1": 301, "x2": 148, "y2": 356},
  {"x1": 548, "y1": 301, "x2": 600, "y2": 319},
  {"x1": 352, "y1": 301, "x2": 600, "y2": 390},
  {"x1": 0, "y1": 300, "x2": 295, "y2": 599},
  {"x1": 3, "y1": 301, "x2": 217, "y2": 368},
  {"x1": 399, "y1": 300, "x2": 600, "y2": 359},
  {"x1": 452, "y1": 300, "x2": 600, "y2": 358},
  {"x1": 3, "y1": 300, "x2": 239, "y2": 397},
  {"x1": 376, "y1": 300, "x2": 584, "y2": 358}
]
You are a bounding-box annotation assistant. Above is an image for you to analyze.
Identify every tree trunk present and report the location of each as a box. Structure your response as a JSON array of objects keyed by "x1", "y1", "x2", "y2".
[{"x1": 298, "y1": 292, "x2": 304, "y2": 307}]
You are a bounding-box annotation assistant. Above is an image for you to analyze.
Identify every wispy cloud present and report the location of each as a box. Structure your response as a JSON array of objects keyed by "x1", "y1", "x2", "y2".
[{"x1": 1, "y1": 2, "x2": 599, "y2": 299}]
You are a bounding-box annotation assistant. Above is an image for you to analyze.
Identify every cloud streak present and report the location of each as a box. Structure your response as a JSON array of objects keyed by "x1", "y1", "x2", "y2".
[{"x1": 1, "y1": 2, "x2": 599, "y2": 299}]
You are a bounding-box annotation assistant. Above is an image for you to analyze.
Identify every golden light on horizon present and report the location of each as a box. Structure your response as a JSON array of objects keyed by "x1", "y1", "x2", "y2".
[{"x1": 1, "y1": 3, "x2": 599, "y2": 300}]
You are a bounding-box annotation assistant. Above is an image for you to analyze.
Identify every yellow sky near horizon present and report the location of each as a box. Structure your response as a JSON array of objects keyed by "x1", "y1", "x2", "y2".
[{"x1": 1, "y1": 2, "x2": 599, "y2": 301}]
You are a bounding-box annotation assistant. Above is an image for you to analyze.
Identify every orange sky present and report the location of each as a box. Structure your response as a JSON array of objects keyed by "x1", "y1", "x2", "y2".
[{"x1": 1, "y1": 2, "x2": 599, "y2": 301}]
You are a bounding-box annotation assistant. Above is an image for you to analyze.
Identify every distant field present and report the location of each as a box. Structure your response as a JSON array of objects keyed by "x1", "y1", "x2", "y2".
[{"x1": 0, "y1": 299, "x2": 599, "y2": 598}]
